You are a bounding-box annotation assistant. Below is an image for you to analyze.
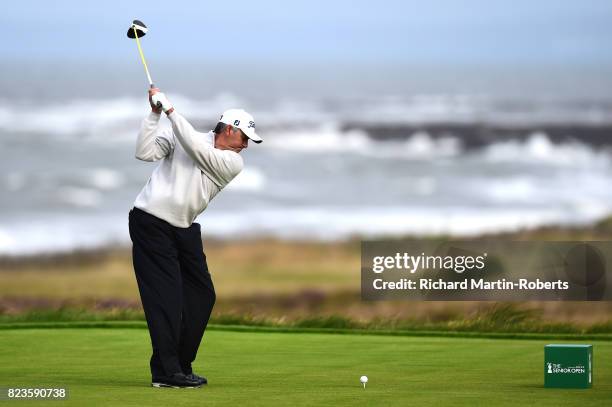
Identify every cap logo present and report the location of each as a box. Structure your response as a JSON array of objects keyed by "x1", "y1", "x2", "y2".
[
  {"x1": 248, "y1": 121, "x2": 255, "y2": 129},
  {"x1": 234, "y1": 120, "x2": 240, "y2": 126}
]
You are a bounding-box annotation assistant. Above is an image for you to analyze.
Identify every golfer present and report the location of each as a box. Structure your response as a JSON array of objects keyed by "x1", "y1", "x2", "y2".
[{"x1": 128, "y1": 88, "x2": 262, "y2": 388}]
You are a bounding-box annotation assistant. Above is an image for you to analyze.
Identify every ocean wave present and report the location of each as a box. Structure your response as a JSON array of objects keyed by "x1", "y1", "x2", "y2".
[
  {"x1": 200, "y1": 205, "x2": 611, "y2": 240},
  {"x1": 482, "y1": 132, "x2": 612, "y2": 167},
  {"x1": 0, "y1": 94, "x2": 242, "y2": 140},
  {"x1": 1, "y1": 93, "x2": 611, "y2": 140},
  {"x1": 0, "y1": 98, "x2": 145, "y2": 135},
  {"x1": 262, "y1": 128, "x2": 609, "y2": 166},
  {"x1": 226, "y1": 167, "x2": 266, "y2": 191},
  {"x1": 265, "y1": 126, "x2": 462, "y2": 159},
  {"x1": 57, "y1": 187, "x2": 102, "y2": 208},
  {"x1": 1, "y1": 204, "x2": 609, "y2": 255},
  {"x1": 0, "y1": 213, "x2": 129, "y2": 255},
  {"x1": 86, "y1": 168, "x2": 126, "y2": 190}
]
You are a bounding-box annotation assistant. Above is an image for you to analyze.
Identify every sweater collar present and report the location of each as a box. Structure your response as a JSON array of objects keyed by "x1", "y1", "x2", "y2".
[{"x1": 206, "y1": 130, "x2": 215, "y2": 147}]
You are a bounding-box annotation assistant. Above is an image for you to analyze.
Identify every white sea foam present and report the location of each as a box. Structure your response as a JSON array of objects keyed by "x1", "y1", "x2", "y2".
[
  {"x1": 0, "y1": 95, "x2": 610, "y2": 169},
  {"x1": 1, "y1": 94, "x2": 610, "y2": 140},
  {"x1": 86, "y1": 168, "x2": 125, "y2": 190},
  {"x1": 5, "y1": 208, "x2": 604, "y2": 254},
  {"x1": 0, "y1": 98, "x2": 143, "y2": 135},
  {"x1": 0, "y1": 202, "x2": 610, "y2": 256},
  {"x1": 0, "y1": 214, "x2": 130, "y2": 256},
  {"x1": 0, "y1": 96, "x2": 228, "y2": 140},
  {"x1": 226, "y1": 167, "x2": 266, "y2": 191},
  {"x1": 483, "y1": 133, "x2": 612, "y2": 167},
  {"x1": 57, "y1": 187, "x2": 102, "y2": 207},
  {"x1": 264, "y1": 126, "x2": 462, "y2": 159},
  {"x1": 264, "y1": 125, "x2": 371, "y2": 153},
  {"x1": 199, "y1": 205, "x2": 611, "y2": 240}
]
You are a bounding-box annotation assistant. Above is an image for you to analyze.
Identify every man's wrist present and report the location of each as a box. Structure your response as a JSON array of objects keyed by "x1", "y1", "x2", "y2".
[{"x1": 165, "y1": 107, "x2": 175, "y2": 115}]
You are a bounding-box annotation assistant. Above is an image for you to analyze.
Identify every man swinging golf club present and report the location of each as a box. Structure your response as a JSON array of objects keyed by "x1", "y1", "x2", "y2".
[
  {"x1": 126, "y1": 19, "x2": 262, "y2": 388},
  {"x1": 129, "y1": 90, "x2": 262, "y2": 388}
]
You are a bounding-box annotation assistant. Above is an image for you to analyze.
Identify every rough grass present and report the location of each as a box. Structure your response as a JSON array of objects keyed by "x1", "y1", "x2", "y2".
[
  {"x1": 1, "y1": 303, "x2": 610, "y2": 335},
  {"x1": 1, "y1": 239, "x2": 611, "y2": 329},
  {"x1": 0, "y1": 240, "x2": 360, "y2": 300}
]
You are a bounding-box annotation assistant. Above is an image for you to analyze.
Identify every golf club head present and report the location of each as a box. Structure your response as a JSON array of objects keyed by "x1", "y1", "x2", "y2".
[{"x1": 127, "y1": 19, "x2": 148, "y2": 38}]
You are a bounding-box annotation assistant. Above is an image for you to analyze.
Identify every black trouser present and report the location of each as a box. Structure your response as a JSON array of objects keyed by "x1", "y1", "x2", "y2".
[{"x1": 128, "y1": 207, "x2": 216, "y2": 378}]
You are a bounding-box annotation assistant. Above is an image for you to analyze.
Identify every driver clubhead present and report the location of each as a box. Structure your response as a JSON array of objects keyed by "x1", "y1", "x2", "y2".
[{"x1": 127, "y1": 19, "x2": 148, "y2": 38}]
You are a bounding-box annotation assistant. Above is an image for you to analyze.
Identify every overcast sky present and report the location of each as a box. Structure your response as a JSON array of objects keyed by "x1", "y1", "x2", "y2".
[{"x1": 2, "y1": 0, "x2": 611, "y2": 66}]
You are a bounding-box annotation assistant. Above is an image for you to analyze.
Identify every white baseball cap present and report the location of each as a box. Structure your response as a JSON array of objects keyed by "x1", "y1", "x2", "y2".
[{"x1": 219, "y1": 109, "x2": 263, "y2": 144}]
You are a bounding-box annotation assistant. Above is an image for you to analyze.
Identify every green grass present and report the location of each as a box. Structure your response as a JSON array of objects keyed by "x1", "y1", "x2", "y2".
[
  {"x1": 0, "y1": 327, "x2": 610, "y2": 406},
  {"x1": 1, "y1": 321, "x2": 612, "y2": 341}
]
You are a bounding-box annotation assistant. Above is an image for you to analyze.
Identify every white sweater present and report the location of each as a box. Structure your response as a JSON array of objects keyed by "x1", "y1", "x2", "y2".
[{"x1": 133, "y1": 111, "x2": 243, "y2": 228}]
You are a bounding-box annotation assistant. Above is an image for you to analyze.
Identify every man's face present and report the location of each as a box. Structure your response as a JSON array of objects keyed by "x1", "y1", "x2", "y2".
[{"x1": 216, "y1": 125, "x2": 249, "y2": 153}]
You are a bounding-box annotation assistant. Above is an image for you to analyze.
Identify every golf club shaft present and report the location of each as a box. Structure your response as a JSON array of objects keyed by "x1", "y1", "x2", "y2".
[{"x1": 133, "y1": 26, "x2": 154, "y2": 87}]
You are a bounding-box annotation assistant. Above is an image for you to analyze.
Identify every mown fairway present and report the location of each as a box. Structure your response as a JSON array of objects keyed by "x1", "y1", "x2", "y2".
[{"x1": 0, "y1": 327, "x2": 610, "y2": 406}]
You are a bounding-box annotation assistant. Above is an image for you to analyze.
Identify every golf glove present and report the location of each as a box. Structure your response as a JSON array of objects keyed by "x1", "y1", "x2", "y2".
[{"x1": 151, "y1": 92, "x2": 173, "y2": 113}]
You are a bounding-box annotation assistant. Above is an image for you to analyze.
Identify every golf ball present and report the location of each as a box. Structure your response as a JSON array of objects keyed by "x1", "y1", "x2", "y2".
[{"x1": 360, "y1": 375, "x2": 368, "y2": 384}]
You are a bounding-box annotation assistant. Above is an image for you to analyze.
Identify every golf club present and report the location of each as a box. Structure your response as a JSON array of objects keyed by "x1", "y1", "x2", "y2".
[{"x1": 127, "y1": 19, "x2": 157, "y2": 90}]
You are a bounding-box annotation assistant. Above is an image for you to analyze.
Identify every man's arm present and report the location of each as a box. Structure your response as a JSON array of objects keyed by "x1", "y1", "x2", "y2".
[
  {"x1": 134, "y1": 111, "x2": 175, "y2": 162},
  {"x1": 167, "y1": 111, "x2": 243, "y2": 187}
]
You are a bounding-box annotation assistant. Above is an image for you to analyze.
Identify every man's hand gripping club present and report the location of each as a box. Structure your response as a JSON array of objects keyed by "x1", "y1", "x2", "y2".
[{"x1": 149, "y1": 88, "x2": 174, "y2": 115}]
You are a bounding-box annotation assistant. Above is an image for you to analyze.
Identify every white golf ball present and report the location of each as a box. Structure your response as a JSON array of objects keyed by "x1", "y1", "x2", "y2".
[{"x1": 360, "y1": 375, "x2": 368, "y2": 384}]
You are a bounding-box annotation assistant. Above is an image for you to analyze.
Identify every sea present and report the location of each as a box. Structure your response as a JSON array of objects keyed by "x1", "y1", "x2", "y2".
[{"x1": 1, "y1": 62, "x2": 612, "y2": 255}]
